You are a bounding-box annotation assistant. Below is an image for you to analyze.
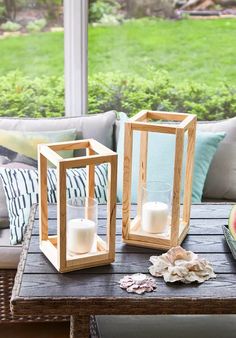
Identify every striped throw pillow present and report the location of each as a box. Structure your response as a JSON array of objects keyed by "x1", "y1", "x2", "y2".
[{"x1": 0, "y1": 165, "x2": 107, "y2": 245}]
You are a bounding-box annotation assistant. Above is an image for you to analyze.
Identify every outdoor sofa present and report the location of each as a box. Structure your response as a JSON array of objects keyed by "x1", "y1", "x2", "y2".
[{"x1": 0, "y1": 111, "x2": 235, "y2": 328}]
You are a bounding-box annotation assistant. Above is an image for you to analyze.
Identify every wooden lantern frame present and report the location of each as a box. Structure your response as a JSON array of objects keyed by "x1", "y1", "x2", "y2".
[
  {"x1": 38, "y1": 139, "x2": 117, "y2": 273},
  {"x1": 122, "y1": 110, "x2": 197, "y2": 250}
]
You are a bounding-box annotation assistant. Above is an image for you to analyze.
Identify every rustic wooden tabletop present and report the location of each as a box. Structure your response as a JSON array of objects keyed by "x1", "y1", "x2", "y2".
[{"x1": 11, "y1": 203, "x2": 236, "y2": 338}]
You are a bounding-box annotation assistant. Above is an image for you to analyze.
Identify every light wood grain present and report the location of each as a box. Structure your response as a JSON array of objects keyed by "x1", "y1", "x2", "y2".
[
  {"x1": 179, "y1": 114, "x2": 196, "y2": 130},
  {"x1": 39, "y1": 144, "x2": 62, "y2": 166},
  {"x1": 89, "y1": 139, "x2": 116, "y2": 155},
  {"x1": 147, "y1": 111, "x2": 191, "y2": 122},
  {"x1": 122, "y1": 122, "x2": 133, "y2": 241},
  {"x1": 129, "y1": 110, "x2": 147, "y2": 122},
  {"x1": 57, "y1": 162, "x2": 67, "y2": 272},
  {"x1": 170, "y1": 127, "x2": 185, "y2": 246},
  {"x1": 132, "y1": 121, "x2": 177, "y2": 134},
  {"x1": 183, "y1": 117, "x2": 197, "y2": 224},
  {"x1": 86, "y1": 148, "x2": 95, "y2": 200},
  {"x1": 137, "y1": 131, "x2": 148, "y2": 217},
  {"x1": 38, "y1": 150, "x2": 48, "y2": 242},
  {"x1": 62, "y1": 154, "x2": 114, "y2": 169},
  {"x1": 66, "y1": 252, "x2": 110, "y2": 270},
  {"x1": 48, "y1": 140, "x2": 90, "y2": 151},
  {"x1": 107, "y1": 157, "x2": 117, "y2": 261},
  {"x1": 40, "y1": 239, "x2": 58, "y2": 268}
]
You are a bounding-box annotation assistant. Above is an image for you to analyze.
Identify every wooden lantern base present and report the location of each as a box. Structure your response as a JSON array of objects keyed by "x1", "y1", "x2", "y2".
[
  {"x1": 122, "y1": 216, "x2": 189, "y2": 250},
  {"x1": 40, "y1": 235, "x2": 113, "y2": 273}
]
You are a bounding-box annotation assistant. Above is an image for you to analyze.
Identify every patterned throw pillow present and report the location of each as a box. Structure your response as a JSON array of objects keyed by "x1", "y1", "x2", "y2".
[{"x1": 0, "y1": 165, "x2": 107, "y2": 245}]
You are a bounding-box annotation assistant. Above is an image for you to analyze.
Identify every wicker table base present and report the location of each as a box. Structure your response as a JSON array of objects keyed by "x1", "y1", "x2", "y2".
[{"x1": 1, "y1": 269, "x2": 99, "y2": 337}]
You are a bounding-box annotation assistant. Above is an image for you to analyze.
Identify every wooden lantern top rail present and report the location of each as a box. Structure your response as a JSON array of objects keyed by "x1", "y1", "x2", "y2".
[
  {"x1": 38, "y1": 139, "x2": 117, "y2": 167},
  {"x1": 128, "y1": 110, "x2": 197, "y2": 132},
  {"x1": 38, "y1": 138, "x2": 116, "y2": 154}
]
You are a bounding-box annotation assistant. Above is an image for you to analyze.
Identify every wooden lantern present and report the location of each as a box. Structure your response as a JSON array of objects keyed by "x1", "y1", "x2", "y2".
[
  {"x1": 38, "y1": 139, "x2": 117, "y2": 273},
  {"x1": 122, "y1": 111, "x2": 197, "y2": 250}
]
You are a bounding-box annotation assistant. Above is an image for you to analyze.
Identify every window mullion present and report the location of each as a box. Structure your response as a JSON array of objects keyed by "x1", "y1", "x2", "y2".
[{"x1": 64, "y1": 0, "x2": 88, "y2": 116}]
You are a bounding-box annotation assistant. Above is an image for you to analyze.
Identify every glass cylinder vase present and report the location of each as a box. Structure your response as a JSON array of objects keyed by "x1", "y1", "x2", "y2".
[
  {"x1": 67, "y1": 197, "x2": 98, "y2": 255},
  {"x1": 141, "y1": 181, "x2": 172, "y2": 234}
]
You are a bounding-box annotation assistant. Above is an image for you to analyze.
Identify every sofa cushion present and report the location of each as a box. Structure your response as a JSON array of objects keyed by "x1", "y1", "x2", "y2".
[
  {"x1": 0, "y1": 228, "x2": 21, "y2": 269},
  {"x1": 198, "y1": 117, "x2": 236, "y2": 201},
  {"x1": 0, "y1": 111, "x2": 116, "y2": 150}
]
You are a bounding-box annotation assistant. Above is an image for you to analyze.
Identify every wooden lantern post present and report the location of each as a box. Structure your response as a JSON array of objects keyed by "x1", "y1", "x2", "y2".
[
  {"x1": 122, "y1": 111, "x2": 197, "y2": 250},
  {"x1": 38, "y1": 139, "x2": 117, "y2": 273}
]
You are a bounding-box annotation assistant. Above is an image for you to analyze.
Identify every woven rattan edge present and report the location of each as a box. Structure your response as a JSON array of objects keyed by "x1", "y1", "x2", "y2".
[{"x1": 11, "y1": 204, "x2": 38, "y2": 309}]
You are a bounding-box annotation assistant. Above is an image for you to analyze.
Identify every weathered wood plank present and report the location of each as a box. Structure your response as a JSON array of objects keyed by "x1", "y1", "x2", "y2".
[
  {"x1": 34, "y1": 204, "x2": 233, "y2": 220},
  {"x1": 32, "y1": 218, "x2": 227, "y2": 236},
  {"x1": 29, "y1": 234, "x2": 230, "y2": 254},
  {"x1": 24, "y1": 252, "x2": 236, "y2": 275},
  {"x1": 19, "y1": 274, "x2": 236, "y2": 299}
]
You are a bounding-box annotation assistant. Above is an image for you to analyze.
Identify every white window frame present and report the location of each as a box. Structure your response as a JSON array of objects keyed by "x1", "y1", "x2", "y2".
[{"x1": 64, "y1": 0, "x2": 88, "y2": 116}]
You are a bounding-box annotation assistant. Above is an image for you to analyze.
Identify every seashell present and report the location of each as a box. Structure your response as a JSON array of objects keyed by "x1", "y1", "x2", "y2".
[
  {"x1": 119, "y1": 273, "x2": 157, "y2": 294},
  {"x1": 149, "y1": 246, "x2": 216, "y2": 284}
]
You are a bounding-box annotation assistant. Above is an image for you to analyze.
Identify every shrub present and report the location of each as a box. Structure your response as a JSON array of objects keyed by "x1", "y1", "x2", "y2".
[
  {"x1": 88, "y1": 71, "x2": 236, "y2": 120},
  {"x1": 1, "y1": 20, "x2": 21, "y2": 31},
  {"x1": 26, "y1": 18, "x2": 47, "y2": 33},
  {"x1": 89, "y1": 0, "x2": 122, "y2": 24},
  {"x1": 0, "y1": 71, "x2": 235, "y2": 120},
  {"x1": 0, "y1": 71, "x2": 64, "y2": 117}
]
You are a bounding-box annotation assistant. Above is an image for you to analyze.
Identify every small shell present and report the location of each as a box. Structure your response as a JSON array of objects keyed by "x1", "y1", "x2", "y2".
[
  {"x1": 119, "y1": 273, "x2": 157, "y2": 294},
  {"x1": 149, "y1": 246, "x2": 216, "y2": 284}
]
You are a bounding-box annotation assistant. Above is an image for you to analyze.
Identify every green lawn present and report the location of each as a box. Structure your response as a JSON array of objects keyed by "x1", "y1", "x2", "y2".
[{"x1": 0, "y1": 18, "x2": 236, "y2": 86}]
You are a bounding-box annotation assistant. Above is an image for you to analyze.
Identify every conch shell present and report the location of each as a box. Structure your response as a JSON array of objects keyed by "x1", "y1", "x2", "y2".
[
  {"x1": 119, "y1": 273, "x2": 157, "y2": 294},
  {"x1": 149, "y1": 246, "x2": 216, "y2": 284}
]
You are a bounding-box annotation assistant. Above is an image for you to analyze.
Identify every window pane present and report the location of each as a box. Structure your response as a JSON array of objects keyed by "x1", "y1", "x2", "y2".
[
  {"x1": 0, "y1": 0, "x2": 64, "y2": 117},
  {"x1": 88, "y1": 0, "x2": 236, "y2": 120}
]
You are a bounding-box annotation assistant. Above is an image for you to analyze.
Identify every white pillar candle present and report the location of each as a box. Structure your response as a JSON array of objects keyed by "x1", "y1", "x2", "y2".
[
  {"x1": 67, "y1": 218, "x2": 96, "y2": 254},
  {"x1": 142, "y1": 202, "x2": 169, "y2": 234}
]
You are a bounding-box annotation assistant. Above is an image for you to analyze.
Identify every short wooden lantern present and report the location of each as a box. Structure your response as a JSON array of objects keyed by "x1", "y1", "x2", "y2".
[
  {"x1": 122, "y1": 111, "x2": 197, "y2": 250},
  {"x1": 38, "y1": 139, "x2": 117, "y2": 273}
]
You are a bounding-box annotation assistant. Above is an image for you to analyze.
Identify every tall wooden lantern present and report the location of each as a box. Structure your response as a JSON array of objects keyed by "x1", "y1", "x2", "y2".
[
  {"x1": 122, "y1": 111, "x2": 197, "y2": 250},
  {"x1": 38, "y1": 139, "x2": 117, "y2": 273}
]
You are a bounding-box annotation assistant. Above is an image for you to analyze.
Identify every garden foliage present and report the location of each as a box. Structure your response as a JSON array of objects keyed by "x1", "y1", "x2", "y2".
[
  {"x1": 0, "y1": 19, "x2": 21, "y2": 31},
  {"x1": 89, "y1": 71, "x2": 236, "y2": 120},
  {"x1": 89, "y1": 0, "x2": 122, "y2": 24},
  {"x1": 0, "y1": 71, "x2": 235, "y2": 120}
]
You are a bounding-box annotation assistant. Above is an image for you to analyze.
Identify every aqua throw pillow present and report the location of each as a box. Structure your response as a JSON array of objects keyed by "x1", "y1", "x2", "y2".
[{"x1": 117, "y1": 113, "x2": 226, "y2": 203}]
